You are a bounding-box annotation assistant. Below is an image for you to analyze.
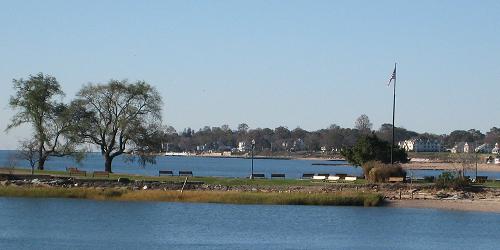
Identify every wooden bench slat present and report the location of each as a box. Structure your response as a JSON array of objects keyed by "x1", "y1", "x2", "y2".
[
  {"x1": 69, "y1": 169, "x2": 87, "y2": 176},
  {"x1": 92, "y1": 171, "x2": 109, "y2": 177},
  {"x1": 271, "y1": 173, "x2": 285, "y2": 179},
  {"x1": 179, "y1": 171, "x2": 193, "y2": 176},
  {"x1": 159, "y1": 170, "x2": 174, "y2": 176},
  {"x1": 302, "y1": 173, "x2": 315, "y2": 179},
  {"x1": 388, "y1": 177, "x2": 404, "y2": 183},
  {"x1": 251, "y1": 173, "x2": 265, "y2": 179}
]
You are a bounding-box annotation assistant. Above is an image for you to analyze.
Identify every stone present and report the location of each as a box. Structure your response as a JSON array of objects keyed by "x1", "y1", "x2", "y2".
[{"x1": 117, "y1": 177, "x2": 131, "y2": 184}]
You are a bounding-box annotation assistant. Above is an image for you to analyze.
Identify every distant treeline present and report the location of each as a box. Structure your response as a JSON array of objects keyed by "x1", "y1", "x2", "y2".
[{"x1": 157, "y1": 122, "x2": 500, "y2": 153}]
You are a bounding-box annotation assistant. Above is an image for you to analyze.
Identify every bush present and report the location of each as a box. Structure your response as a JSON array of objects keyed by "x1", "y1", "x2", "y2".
[
  {"x1": 361, "y1": 161, "x2": 378, "y2": 179},
  {"x1": 435, "y1": 172, "x2": 470, "y2": 190},
  {"x1": 363, "y1": 161, "x2": 406, "y2": 183},
  {"x1": 341, "y1": 134, "x2": 408, "y2": 166}
]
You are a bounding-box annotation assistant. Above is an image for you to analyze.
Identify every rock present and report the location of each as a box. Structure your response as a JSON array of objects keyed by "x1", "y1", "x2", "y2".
[{"x1": 117, "y1": 177, "x2": 131, "y2": 184}]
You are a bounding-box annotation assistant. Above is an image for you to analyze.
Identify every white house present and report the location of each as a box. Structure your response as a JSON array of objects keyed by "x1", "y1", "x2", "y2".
[
  {"x1": 399, "y1": 139, "x2": 441, "y2": 152},
  {"x1": 237, "y1": 142, "x2": 248, "y2": 152},
  {"x1": 475, "y1": 143, "x2": 493, "y2": 153},
  {"x1": 451, "y1": 142, "x2": 477, "y2": 153},
  {"x1": 451, "y1": 142, "x2": 466, "y2": 153},
  {"x1": 492, "y1": 143, "x2": 500, "y2": 154},
  {"x1": 464, "y1": 142, "x2": 473, "y2": 153}
]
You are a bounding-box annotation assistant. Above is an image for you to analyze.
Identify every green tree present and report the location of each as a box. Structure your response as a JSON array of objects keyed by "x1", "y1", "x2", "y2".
[
  {"x1": 6, "y1": 73, "x2": 78, "y2": 170},
  {"x1": 72, "y1": 80, "x2": 162, "y2": 173},
  {"x1": 341, "y1": 134, "x2": 408, "y2": 166}
]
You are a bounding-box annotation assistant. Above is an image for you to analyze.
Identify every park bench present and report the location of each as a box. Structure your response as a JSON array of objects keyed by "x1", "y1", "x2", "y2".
[
  {"x1": 327, "y1": 176, "x2": 340, "y2": 182},
  {"x1": 158, "y1": 170, "x2": 174, "y2": 176},
  {"x1": 178, "y1": 170, "x2": 193, "y2": 176},
  {"x1": 312, "y1": 175, "x2": 326, "y2": 181},
  {"x1": 423, "y1": 176, "x2": 435, "y2": 182},
  {"x1": 336, "y1": 173, "x2": 348, "y2": 179},
  {"x1": 476, "y1": 176, "x2": 488, "y2": 183},
  {"x1": 388, "y1": 177, "x2": 404, "y2": 183},
  {"x1": 251, "y1": 173, "x2": 266, "y2": 179},
  {"x1": 68, "y1": 168, "x2": 86, "y2": 176},
  {"x1": 92, "y1": 171, "x2": 109, "y2": 178},
  {"x1": 271, "y1": 173, "x2": 285, "y2": 179},
  {"x1": 302, "y1": 173, "x2": 315, "y2": 179},
  {"x1": 344, "y1": 176, "x2": 357, "y2": 182}
]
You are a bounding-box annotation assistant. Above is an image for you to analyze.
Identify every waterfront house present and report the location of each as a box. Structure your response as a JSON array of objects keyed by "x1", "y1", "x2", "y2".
[
  {"x1": 451, "y1": 142, "x2": 472, "y2": 153},
  {"x1": 492, "y1": 143, "x2": 500, "y2": 154},
  {"x1": 399, "y1": 139, "x2": 442, "y2": 152},
  {"x1": 475, "y1": 143, "x2": 493, "y2": 153}
]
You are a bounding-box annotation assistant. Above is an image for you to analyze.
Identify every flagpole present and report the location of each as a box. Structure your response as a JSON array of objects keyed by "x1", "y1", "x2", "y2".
[{"x1": 391, "y1": 63, "x2": 397, "y2": 165}]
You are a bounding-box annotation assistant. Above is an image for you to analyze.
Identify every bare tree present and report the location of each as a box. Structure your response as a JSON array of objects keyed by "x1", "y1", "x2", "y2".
[
  {"x1": 355, "y1": 114, "x2": 372, "y2": 134},
  {"x1": 18, "y1": 139, "x2": 39, "y2": 175}
]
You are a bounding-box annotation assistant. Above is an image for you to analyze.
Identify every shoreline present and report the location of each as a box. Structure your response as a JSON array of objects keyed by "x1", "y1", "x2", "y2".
[
  {"x1": 402, "y1": 162, "x2": 500, "y2": 173},
  {"x1": 1, "y1": 169, "x2": 500, "y2": 213}
]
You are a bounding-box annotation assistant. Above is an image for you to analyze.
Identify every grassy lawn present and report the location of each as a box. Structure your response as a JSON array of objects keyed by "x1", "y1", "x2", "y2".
[{"x1": 482, "y1": 181, "x2": 500, "y2": 188}]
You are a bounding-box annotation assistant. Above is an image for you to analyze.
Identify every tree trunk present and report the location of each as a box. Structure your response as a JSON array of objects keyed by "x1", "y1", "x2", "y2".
[
  {"x1": 104, "y1": 155, "x2": 113, "y2": 173},
  {"x1": 37, "y1": 157, "x2": 45, "y2": 170},
  {"x1": 38, "y1": 140, "x2": 44, "y2": 170}
]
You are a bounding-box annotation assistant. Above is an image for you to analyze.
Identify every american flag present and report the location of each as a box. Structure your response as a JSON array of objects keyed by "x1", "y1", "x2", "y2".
[{"x1": 388, "y1": 65, "x2": 396, "y2": 86}]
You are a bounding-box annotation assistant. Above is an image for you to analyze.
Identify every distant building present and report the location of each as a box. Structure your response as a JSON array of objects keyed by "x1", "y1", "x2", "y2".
[
  {"x1": 399, "y1": 139, "x2": 441, "y2": 152},
  {"x1": 492, "y1": 143, "x2": 500, "y2": 154},
  {"x1": 464, "y1": 142, "x2": 473, "y2": 153},
  {"x1": 451, "y1": 142, "x2": 476, "y2": 153},
  {"x1": 237, "y1": 142, "x2": 249, "y2": 152},
  {"x1": 291, "y1": 139, "x2": 305, "y2": 151},
  {"x1": 475, "y1": 143, "x2": 493, "y2": 153},
  {"x1": 196, "y1": 144, "x2": 207, "y2": 152}
]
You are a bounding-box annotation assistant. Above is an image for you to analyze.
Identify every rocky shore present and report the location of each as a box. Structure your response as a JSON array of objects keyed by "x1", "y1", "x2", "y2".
[{"x1": 2, "y1": 173, "x2": 499, "y2": 208}]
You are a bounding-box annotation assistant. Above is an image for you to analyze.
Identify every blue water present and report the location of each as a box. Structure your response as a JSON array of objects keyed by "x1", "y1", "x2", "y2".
[
  {"x1": 1, "y1": 150, "x2": 499, "y2": 179},
  {"x1": 0, "y1": 197, "x2": 499, "y2": 249}
]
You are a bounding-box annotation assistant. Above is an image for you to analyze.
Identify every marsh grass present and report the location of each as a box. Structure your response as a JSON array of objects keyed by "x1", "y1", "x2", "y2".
[{"x1": 0, "y1": 186, "x2": 383, "y2": 207}]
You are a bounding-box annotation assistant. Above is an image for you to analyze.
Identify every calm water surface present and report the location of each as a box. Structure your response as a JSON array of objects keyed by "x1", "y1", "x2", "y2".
[{"x1": 0, "y1": 197, "x2": 499, "y2": 249}]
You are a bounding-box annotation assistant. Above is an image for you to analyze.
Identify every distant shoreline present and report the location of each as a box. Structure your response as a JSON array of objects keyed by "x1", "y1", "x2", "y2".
[{"x1": 164, "y1": 154, "x2": 347, "y2": 162}]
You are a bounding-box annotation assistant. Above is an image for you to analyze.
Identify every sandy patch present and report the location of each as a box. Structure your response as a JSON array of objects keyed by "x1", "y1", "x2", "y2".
[{"x1": 403, "y1": 162, "x2": 500, "y2": 173}]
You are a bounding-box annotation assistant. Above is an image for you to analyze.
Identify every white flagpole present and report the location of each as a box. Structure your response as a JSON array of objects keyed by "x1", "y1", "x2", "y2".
[{"x1": 391, "y1": 63, "x2": 397, "y2": 165}]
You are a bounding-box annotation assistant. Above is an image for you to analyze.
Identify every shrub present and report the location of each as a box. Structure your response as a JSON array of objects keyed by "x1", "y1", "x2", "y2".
[
  {"x1": 435, "y1": 172, "x2": 470, "y2": 190},
  {"x1": 361, "y1": 161, "x2": 378, "y2": 179},
  {"x1": 364, "y1": 161, "x2": 406, "y2": 183}
]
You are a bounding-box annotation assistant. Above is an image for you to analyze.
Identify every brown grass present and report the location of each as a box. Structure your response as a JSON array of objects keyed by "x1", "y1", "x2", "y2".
[{"x1": 0, "y1": 186, "x2": 383, "y2": 207}]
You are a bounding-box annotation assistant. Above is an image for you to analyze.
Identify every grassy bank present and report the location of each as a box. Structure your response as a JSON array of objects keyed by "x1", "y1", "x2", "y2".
[
  {"x1": 0, "y1": 167, "x2": 368, "y2": 186},
  {"x1": 0, "y1": 186, "x2": 383, "y2": 207}
]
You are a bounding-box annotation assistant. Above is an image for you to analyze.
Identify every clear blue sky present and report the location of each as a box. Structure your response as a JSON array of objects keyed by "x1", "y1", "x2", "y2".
[{"x1": 1, "y1": 0, "x2": 500, "y2": 149}]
